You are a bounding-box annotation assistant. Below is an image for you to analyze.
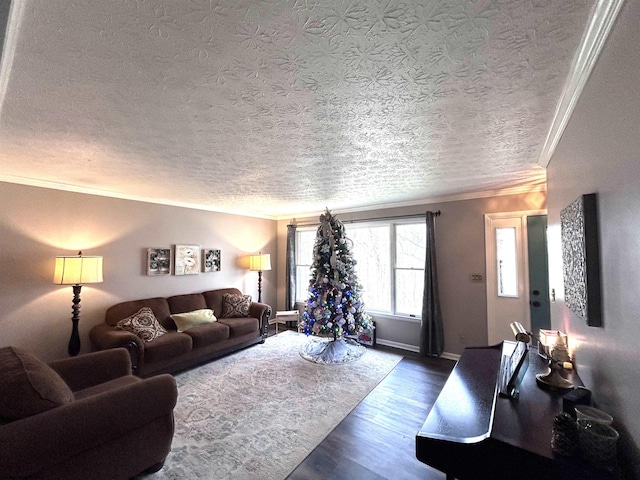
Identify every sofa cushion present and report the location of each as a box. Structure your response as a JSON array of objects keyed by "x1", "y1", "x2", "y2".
[
  {"x1": 167, "y1": 293, "x2": 207, "y2": 315},
  {"x1": 221, "y1": 293, "x2": 252, "y2": 318},
  {"x1": 218, "y1": 317, "x2": 259, "y2": 337},
  {"x1": 0, "y1": 347, "x2": 74, "y2": 421},
  {"x1": 182, "y1": 322, "x2": 230, "y2": 348},
  {"x1": 73, "y1": 375, "x2": 141, "y2": 400},
  {"x1": 143, "y1": 332, "x2": 193, "y2": 364},
  {"x1": 170, "y1": 309, "x2": 217, "y2": 332},
  {"x1": 117, "y1": 307, "x2": 167, "y2": 343}
]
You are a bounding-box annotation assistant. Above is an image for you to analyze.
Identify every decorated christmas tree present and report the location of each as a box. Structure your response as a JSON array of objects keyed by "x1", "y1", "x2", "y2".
[{"x1": 299, "y1": 209, "x2": 373, "y2": 363}]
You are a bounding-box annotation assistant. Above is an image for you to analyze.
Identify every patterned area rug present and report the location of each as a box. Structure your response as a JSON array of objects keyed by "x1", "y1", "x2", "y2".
[{"x1": 143, "y1": 330, "x2": 403, "y2": 480}]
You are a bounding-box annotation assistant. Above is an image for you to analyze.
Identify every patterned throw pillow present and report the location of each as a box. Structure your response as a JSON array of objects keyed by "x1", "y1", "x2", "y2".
[
  {"x1": 117, "y1": 307, "x2": 167, "y2": 343},
  {"x1": 221, "y1": 293, "x2": 252, "y2": 318}
]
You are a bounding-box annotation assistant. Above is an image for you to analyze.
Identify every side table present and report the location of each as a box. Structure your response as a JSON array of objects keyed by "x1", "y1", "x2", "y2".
[{"x1": 270, "y1": 310, "x2": 300, "y2": 335}]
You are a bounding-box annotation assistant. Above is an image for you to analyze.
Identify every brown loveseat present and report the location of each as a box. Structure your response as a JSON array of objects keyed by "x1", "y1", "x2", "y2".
[
  {"x1": 89, "y1": 288, "x2": 271, "y2": 377},
  {"x1": 0, "y1": 347, "x2": 177, "y2": 480}
]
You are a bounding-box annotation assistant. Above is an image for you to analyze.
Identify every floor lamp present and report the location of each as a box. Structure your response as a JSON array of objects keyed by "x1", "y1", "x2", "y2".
[
  {"x1": 54, "y1": 251, "x2": 103, "y2": 356},
  {"x1": 249, "y1": 253, "x2": 271, "y2": 303}
]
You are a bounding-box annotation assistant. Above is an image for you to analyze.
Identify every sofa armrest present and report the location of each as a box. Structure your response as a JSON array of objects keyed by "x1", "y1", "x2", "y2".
[
  {"x1": 89, "y1": 323, "x2": 144, "y2": 374},
  {"x1": 49, "y1": 348, "x2": 132, "y2": 391},
  {"x1": 0, "y1": 374, "x2": 177, "y2": 478},
  {"x1": 250, "y1": 302, "x2": 272, "y2": 340}
]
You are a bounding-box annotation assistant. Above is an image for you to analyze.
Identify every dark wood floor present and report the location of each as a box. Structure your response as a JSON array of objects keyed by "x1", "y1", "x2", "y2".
[{"x1": 282, "y1": 335, "x2": 455, "y2": 480}]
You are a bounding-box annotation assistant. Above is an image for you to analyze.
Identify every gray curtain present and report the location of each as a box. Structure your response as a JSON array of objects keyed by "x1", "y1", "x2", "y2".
[
  {"x1": 285, "y1": 224, "x2": 297, "y2": 310},
  {"x1": 420, "y1": 211, "x2": 444, "y2": 357}
]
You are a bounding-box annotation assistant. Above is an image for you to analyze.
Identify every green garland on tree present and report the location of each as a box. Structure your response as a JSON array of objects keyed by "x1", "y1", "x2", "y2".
[{"x1": 300, "y1": 208, "x2": 374, "y2": 340}]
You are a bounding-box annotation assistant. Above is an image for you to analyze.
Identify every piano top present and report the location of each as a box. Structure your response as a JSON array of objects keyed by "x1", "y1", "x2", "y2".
[
  {"x1": 415, "y1": 342, "x2": 611, "y2": 480},
  {"x1": 416, "y1": 344, "x2": 501, "y2": 444}
]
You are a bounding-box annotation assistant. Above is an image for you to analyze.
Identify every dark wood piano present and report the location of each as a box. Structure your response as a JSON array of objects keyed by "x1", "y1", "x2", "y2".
[{"x1": 416, "y1": 342, "x2": 615, "y2": 480}]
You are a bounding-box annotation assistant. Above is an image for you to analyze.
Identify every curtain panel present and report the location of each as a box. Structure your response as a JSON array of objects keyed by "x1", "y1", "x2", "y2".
[
  {"x1": 285, "y1": 224, "x2": 297, "y2": 310},
  {"x1": 420, "y1": 211, "x2": 444, "y2": 357}
]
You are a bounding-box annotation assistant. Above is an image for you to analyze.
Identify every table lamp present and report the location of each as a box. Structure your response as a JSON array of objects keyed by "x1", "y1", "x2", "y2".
[
  {"x1": 249, "y1": 253, "x2": 271, "y2": 303},
  {"x1": 536, "y1": 330, "x2": 573, "y2": 389},
  {"x1": 509, "y1": 322, "x2": 573, "y2": 390},
  {"x1": 54, "y1": 251, "x2": 103, "y2": 356}
]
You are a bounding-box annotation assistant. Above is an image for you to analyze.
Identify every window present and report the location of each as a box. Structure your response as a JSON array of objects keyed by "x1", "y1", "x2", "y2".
[
  {"x1": 295, "y1": 219, "x2": 425, "y2": 318},
  {"x1": 394, "y1": 223, "x2": 426, "y2": 315},
  {"x1": 348, "y1": 225, "x2": 391, "y2": 312},
  {"x1": 496, "y1": 226, "x2": 518, "y2": 297},
  {"x1": 295, "y1": 228, "x2": 316, "y2": 303}
]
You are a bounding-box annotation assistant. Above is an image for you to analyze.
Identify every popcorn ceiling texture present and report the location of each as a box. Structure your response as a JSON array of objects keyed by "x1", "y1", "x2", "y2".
[{"x1": 0, "y1": 0, "x2": 592, "y2": 218}]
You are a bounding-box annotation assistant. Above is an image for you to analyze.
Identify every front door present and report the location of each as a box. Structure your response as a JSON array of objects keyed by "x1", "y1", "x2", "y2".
[
  {"x1": 484, "y1": 210, "x2": 546, "y2": 345},
  {"x1": 527, "y1": 215, "x2": 551, "y2": 335}
]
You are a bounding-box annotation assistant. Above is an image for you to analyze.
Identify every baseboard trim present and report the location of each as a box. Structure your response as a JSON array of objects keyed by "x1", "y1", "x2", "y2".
[{"x1": 376, "y1": 339, "x2": 460, "y2": 361}]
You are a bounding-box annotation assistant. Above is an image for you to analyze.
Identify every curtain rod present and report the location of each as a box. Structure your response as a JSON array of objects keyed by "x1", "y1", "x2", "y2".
[{"x1": 290, "y1": 210, "x2": 441, "y2": 227}]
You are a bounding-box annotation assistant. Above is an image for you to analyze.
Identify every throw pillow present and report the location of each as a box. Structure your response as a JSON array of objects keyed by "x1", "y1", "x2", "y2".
[
  {"x1": 117, "y1": 307, "x2": 167, "y2": 343},
  {"x1": 221, "y1": 293, "x2": 252, "y2": 318},
  {"x1": 170, "y1": 308, "x2": 217, "y2": 332},
  {"x1": 0, "y1": 346, "x2": 74, "y2": 421}
]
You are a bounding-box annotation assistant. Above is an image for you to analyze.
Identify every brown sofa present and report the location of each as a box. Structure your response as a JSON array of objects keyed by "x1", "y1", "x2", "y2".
[
  {"x1": 89, "y1": 288, "x2": 272, "y2": 377},
  {"x1": 0, "y1": 347, "x2": 177, "y2": 480}
]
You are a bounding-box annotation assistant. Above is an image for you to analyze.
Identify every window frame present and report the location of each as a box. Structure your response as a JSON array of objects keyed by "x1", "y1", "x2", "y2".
[{"x1": 294, "y1": 217, "x2": 425, "y2": 321}]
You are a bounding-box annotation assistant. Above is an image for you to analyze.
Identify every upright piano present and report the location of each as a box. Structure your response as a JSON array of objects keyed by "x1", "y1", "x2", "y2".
[{"x1": 415, "y1": 342, "x2": 614, "y2": 480}]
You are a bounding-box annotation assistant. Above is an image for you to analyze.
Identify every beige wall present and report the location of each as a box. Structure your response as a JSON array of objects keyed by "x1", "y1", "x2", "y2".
[
  {"x1": 277, "y1": 191, "x2": 546, "y2": 356},
  {"x1": 546, "y1": 0, "x2": 640, "y2": 472},
  {"x1": 0, "y1": 182, "x2": 277, "y2": 362}
]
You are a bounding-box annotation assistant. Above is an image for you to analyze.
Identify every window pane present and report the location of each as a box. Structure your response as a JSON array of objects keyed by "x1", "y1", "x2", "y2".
[
  {"x1": 296, "y1": 266, "x2": 310, "y2": 302},
  {"x1": 296, "y1": 230, "x2": 316, "y2": 264},
  {"x1": 295, "y1": 230, "x2": 316, "y2": 302},
  {"x1": 395, "y1": 269, "x2": 424, "y2": 315},
  {"x1": 348, "y1": 226, "x2": 391, "y2": 312},
  {"x1": 496, "y1": 227, "x2": 518, "y2": 297},
  {"x1": 396, "y1": 223, "x2": 426, "y2": 268}
]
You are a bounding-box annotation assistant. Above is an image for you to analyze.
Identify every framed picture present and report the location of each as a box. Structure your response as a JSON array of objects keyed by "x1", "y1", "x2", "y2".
[
  {"x1": 203, "y1": 249, "x2": 221, "y2": 272},
  {"x1": 174, "y1": 244, "x2": 200, "y2": 276},
  {"x1": 560, "y1": 193, "x2": 602, "y2": 326},
  {"x1": 147, "y1": 248, "x2": 171, "y2": 276}
]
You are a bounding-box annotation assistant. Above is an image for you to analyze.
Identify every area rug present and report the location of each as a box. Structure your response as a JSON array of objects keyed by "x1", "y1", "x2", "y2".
[{"x1": 143, "y1": 330, "x2": 402, "y2": 480}]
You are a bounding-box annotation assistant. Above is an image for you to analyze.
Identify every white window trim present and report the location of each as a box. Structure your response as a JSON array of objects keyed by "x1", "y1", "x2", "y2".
[{"x1": 294, "y1": 217, "x2": 426, "y2": 321}]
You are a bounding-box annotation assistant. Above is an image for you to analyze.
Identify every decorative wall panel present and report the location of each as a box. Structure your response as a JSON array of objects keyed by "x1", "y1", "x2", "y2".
[{"x1": 560, "y1": 193, "x2": 602, "y2": 326}]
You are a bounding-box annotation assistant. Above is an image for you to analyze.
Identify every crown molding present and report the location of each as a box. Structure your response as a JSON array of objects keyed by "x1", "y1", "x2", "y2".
[
  {"x1": 0, "y1": 175, "x2": 278, "y2": 220},
  {"x1": 538, "y1": 0, "x2": 625, "y2": 168},
  {"x1": 277, "y1": 177, "x2": 547, "y2": 221}
]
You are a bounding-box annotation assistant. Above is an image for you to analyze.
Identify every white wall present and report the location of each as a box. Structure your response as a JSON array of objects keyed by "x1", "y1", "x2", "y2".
[
  {"x1": 546, "y1": 0, "x2": 640, "y2": 474},
  {"x1": 0, "y1": 182, "x2": 277, "y2": 362}
]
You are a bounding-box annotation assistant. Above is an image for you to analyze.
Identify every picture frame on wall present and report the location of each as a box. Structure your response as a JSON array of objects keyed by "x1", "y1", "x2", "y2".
[
  {"x1": 147, "y1": 248, "x2": 171, "y2": 276},
  {"x1": 174, "y1": 244, "x2": 200, "y2": 276},
  {"x1": 203, "y1": 249, "x2": 221, "y2": 272},
  {"x1": 560, "y1": 193, "x2": 602, "y2": 327}
]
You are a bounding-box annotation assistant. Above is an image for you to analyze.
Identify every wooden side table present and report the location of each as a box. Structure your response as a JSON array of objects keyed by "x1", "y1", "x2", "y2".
[{"x1": 270, "y1": 310, "x2": 300, "y2": 335}]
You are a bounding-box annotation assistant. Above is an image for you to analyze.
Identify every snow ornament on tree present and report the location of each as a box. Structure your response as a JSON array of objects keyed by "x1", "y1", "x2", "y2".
[{"x1": 299, "y1": 209, "x2": 374, "y2": 364}]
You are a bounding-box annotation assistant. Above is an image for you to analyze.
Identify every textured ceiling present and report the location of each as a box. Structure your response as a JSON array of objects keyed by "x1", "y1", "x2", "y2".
[{"x1": 0, "y1": 0, "x2": 595, "y2": 219}]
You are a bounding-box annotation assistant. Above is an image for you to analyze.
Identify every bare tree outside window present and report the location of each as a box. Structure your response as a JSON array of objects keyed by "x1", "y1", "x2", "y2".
[
  {"x1": 295, "y1": 219, "x2": 426, "y2": 318},
  {"x1": 395, "y1": 224, "x2": 426, "y2": 315},
  {"x1": 348, "y1": 225, "x2": 391, "y2": 312}
]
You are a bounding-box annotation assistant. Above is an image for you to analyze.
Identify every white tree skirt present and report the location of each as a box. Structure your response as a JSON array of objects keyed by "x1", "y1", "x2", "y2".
[{"x1": 299, "y1": 336, "x2": 366, "y2": 364}]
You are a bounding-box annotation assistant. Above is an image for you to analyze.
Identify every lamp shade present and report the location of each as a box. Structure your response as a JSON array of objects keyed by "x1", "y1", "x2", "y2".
[
  {"x1": 249, "y1": 253, "x2": 271, "y2": 272},
  {"x1": 53, "y1": 253, "x2": 103, "y2": 285}
]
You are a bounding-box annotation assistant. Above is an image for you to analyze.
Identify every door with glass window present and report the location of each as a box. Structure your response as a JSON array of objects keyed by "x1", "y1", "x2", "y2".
[{"x1": 484, "y1": 211, "x2": 547, "y2": 345}]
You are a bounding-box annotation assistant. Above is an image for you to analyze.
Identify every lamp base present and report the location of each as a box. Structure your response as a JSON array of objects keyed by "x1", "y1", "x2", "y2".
[{"x1": 536, "y1": 362, "x2": 574, "y2": 390}]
